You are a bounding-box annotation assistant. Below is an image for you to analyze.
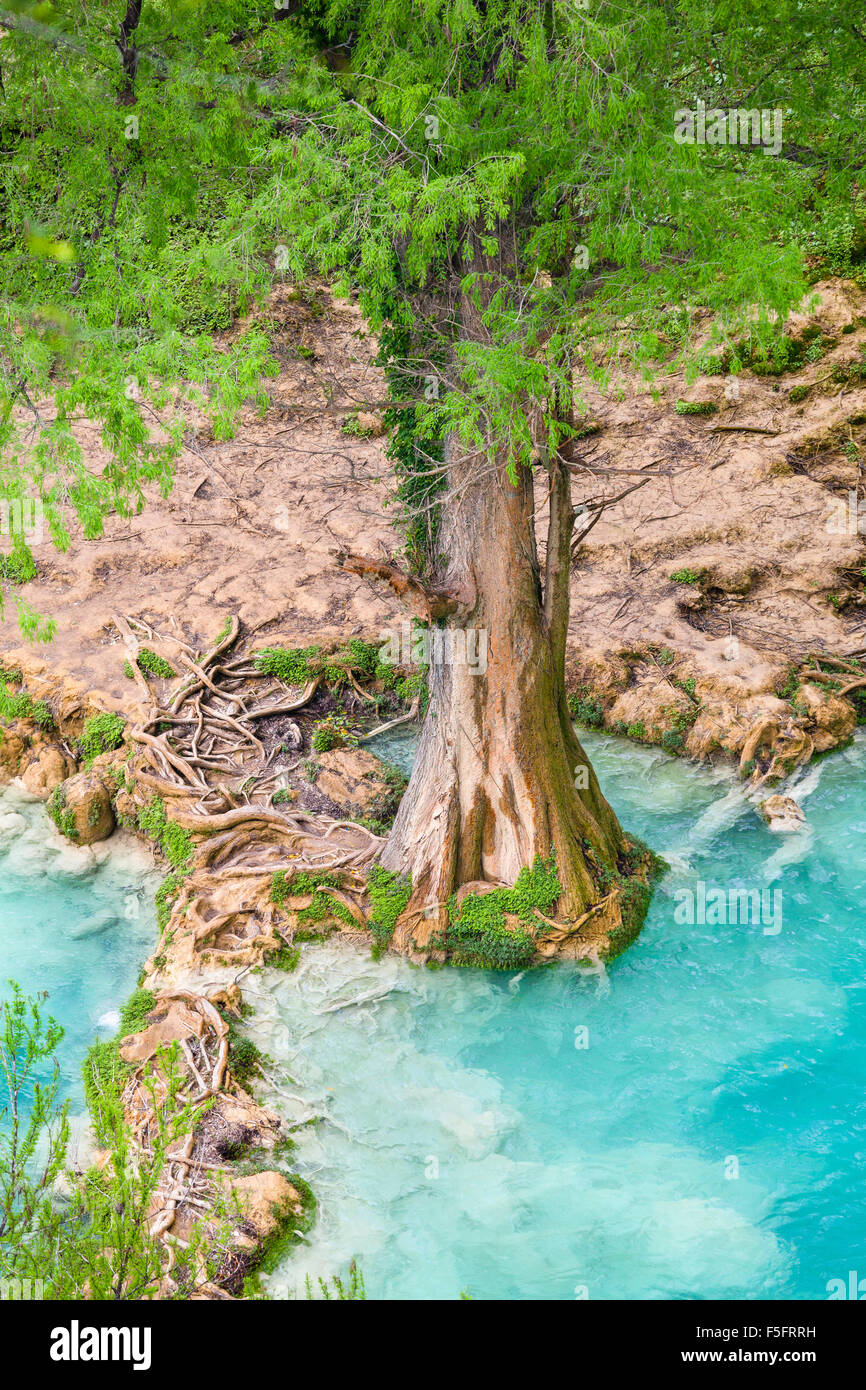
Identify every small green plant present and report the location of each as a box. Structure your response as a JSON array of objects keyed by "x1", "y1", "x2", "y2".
[
  {"x1": 341, "y1": 411, "x2": 376, "y2": 438},
  {"x1": 272, "y1": 788, "x2": 294, "y2": 805},
  {"x1": 367, "y1": 865, "x2": 412, "y2": 955},
  {"x1": 670, "y1": 568, "x2": 704, "y2": 586},
  {"x1": 271, "y1": 870, "x2": 358, "y2": 931},
  {"x1": 0, "y1": 544, "x2": 37, "y2": 585},
  {"x1": 137, "y1": 797, "x2": 194, "y2": 870},
  {"x1": 568, "y1": 691, "x2": 605, "y2": 727},
  {"x1": 675, "y1": 400, "x2": 718, "y2": 415},
  {"x1": 788, "y1": 384, "x2": 810, "y2": 404},
  {"x1": 306, "y1": 1262, "x2": 367, "y2": 1300},
  {"x1": 136, "y1": 648, "x2": 176, "y2": 679},
  {"x1": 78, "y1": 711, "x2": 125, "y2": 767},
  {"x1": 254, "y1": 645, "x2": 321, "y2": 686},
  {"x1": 47, "y1": 785, "x2": 78, "y2": 841},
  {"x1": 311, "y1": 712, "x2": 358, "y2": 752},
  {"x1": 775, "y1": 666, "x2": 800, "y2": 701},
  {"x1": 437, "y1": 856, "x2": 562, "y2": 970},
  {"x1": 626, "y1": 721, "x2": 648, "y2": 741}
]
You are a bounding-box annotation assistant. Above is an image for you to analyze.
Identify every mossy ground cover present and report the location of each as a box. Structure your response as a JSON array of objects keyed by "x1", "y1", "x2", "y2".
[{"x1": 436, "y1": 856, "x2": 561, "y2": 970}]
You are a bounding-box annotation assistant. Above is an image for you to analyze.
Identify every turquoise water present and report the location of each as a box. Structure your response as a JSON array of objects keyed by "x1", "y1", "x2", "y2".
[
  {"x1": 244, "y1": 728, "x2": 866, "y2": 1301},
  {"x1": 0, "y1": 785, "x2": 160, "y2": 1145}
]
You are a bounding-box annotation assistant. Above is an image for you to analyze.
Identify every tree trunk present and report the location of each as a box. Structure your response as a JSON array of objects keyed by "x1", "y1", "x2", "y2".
[{"x1": 378, "y1": 438, "x2": 630, "y2": 953}]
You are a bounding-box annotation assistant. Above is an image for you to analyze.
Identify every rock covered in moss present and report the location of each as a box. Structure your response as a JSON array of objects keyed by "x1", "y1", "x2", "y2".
[{"x1": 48, "y1": 772, "x2": 115, "y2": 844}]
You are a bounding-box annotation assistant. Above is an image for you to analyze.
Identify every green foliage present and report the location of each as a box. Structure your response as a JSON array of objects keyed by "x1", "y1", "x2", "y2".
[
  {"x1": 272, "y1": 788, "x2": 294, "y2": 805},
  {"x1": 155, "y1": 871, "x2": 185, "y2": 932},
  {"x1": 0, "y1": 983, "x2": 69, "y2": 1256},
  {"x1": 438, "y1": 856, "x2": 560, "y2": 970},
  {"x1": 136, "y1": 648, "x2": 176, "y2": 679},
  {"x1": 568, "y1": 691, "x2": 605, "y2": 728},
  {"x1": 1, "y1": 0, "x2": 857, "y2": 643},
  {"x1": 788, "y1": 384, "x2": 810, "y2": 404},
  {"x1": 254, "y1": 645, "x2": 321, "y2": 686},
  {"x1": 78, "y1": 711, "x2": 125, "y2": 767},
  {"x1": 267, "y1": 944, "x2": 301, "y2": 973},
  {"x1": 0, "y1": 674, "x2": 53, "y2": 729},
  {"x1": 775, "y1": 666, "x2": 801, "y2": 701},
  {"x1": 137, "y1": 797, "x2": 194, "y2": 870},
  {"x1": 271, "y1": 869, "x2": 357, "y2": 931},
  {"x1": 670, "y1": 569, "x2": 704, "y2": 586},
  {"x1": 367, "y1": 865, "x2": 412, "y2": 955},
  {"x1": 0, "y1": 545, "x2": 36, "y2": 585},
  {"x1": 311, "y1": 712, "x2": 358, "y2": 752},
  {"x1": 626, "y1": 721, "x2": 648, "y2": 742},
  {"x1": 307, "y1": 1262, "x2": 367, "y2": 1301},
  {"x1": 675, "y1": 400, "x2": 718, "y2": 416},
  {"x1": 47, "y1": 784, "x2": 77, "y2": 841},
  {"x1": 119, "y1": 989, "x2": 156, "y2": 1038}
]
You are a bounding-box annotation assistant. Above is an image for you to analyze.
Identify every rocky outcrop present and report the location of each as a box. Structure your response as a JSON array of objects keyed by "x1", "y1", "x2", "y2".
[
  {"x1": 223, "y1": 1171, "x2": 305, "y2": 1252},
  {"x1": 759, "y1": 795, "x2": 807, "y2": 833},
  {"x1": 49, "y1": 772, "x2": 115, "y2": 844},
  {"x1": 314, "y1": 746, "x2": 393, "y2": 815},
  {"x1": 20, "y1": 744, "x2": 75, "y2": 798}
]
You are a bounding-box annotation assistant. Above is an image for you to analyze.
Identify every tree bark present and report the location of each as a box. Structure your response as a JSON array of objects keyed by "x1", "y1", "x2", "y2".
[{"x1": 378, "y1": 435, "x2": 629, "y2": 951}]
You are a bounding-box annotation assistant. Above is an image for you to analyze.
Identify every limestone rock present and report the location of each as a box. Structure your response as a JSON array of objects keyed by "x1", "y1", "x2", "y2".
[
  {"x1": 50, "y1": 772, "x2": 115, "y2": 845},
  {"x1": 798, "y1": 683, "x2": 857, "y2": 752},
  {"x1": 0, "y1": 728, "x2": 27, "y2": 783},
  {"x1": 315, "y1": 746, "x2": 391, "y2": 814},
  {"x1": 20, "y1": 744, "x2": 74, "y2": 798},
  {"x1": 225, "y1": 1170, "x2": 304, "y2": 1249},
  {"x1": 704, "y1": 560, "x2": 759, "y2": 595},
  {"x1": 759, "y1": 795, "x2": 806, "y2": 833}
]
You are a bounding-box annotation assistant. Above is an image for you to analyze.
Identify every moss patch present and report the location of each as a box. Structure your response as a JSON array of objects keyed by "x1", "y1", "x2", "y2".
[{"x1": 436, "y1": 856, "x2": 561, "y2": 970}]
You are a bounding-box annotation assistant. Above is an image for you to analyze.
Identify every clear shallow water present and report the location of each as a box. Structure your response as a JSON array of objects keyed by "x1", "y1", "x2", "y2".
[
  {"x1": 244, "y1": 728, "x2": 866, "y2": 1301},
  {"x1": 0, "y1": 785, "x2": 160, "y2": 1146}
]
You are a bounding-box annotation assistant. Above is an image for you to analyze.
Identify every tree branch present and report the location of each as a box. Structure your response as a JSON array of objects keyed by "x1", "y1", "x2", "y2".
[{"x1": 337, "y1": 551, "x2": 473, "y2": 621}]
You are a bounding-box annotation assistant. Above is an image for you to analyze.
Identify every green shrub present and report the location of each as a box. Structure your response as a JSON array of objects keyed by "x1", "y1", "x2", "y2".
[
  {"x1": 311, "y1": 713, "x2": 358, "y2": 752},
  {"x1": 568, "y1": 692, "x2": 605, "y2": 727},
  {"x1": 271, "y1": 870, "x2": 357, "y2": 931},
  {"x1": 137, "y1": 797, "x2": 194, "y2": 870},
  {"x1": 47, "y1": 785, "x2": 77, "y2": 841},
  {"x1": 155, "y1": 872, "x2": 185, "y2": 931},
  {"x1": 254, "y1": 645, "x2": 321, "y2": 686},
  {"x1": 119, "y1": 989, "x2": 156, "y2": 1036},
  {"x1": 79, "y1": 712, "x2": 125, "y2": 767},
  {"x1": 0, "y1": 544, "x2": 37, "y2": 584},
  {"x1": 137, "y1": 648, "x2": 176, "y2": 679},
  {"x1": 675, "y1": 400, "x2": 717, "y2": 415}
]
